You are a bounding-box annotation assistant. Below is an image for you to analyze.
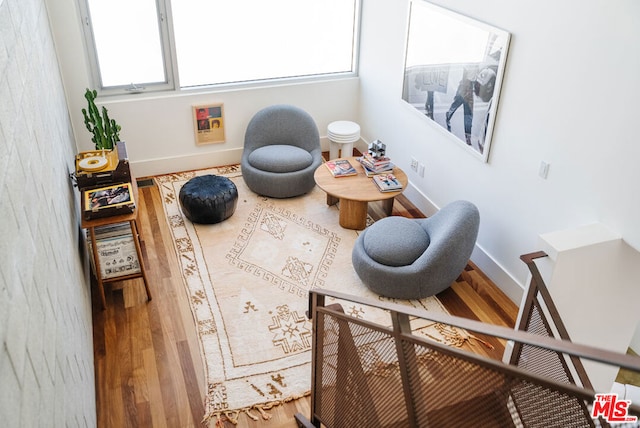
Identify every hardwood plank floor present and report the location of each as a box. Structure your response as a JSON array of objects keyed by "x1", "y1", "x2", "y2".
[{"x1": 92, "y1": 165, "x2": 519, "y2": 428}]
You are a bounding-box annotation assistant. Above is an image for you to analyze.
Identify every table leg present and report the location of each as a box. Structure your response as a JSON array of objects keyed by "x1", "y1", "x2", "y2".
[
  {"x1": 329, "y1": 142, "x2": 339, "y2": 160},
  {"x1": 89, "y1": 226, "x2": 107, "y2": 310},
  {"x1": 130, "y1": 219, "x2": 152, "y2": 301},
  {"x1": 341, "y1": 142, "x2": 354, "y2": 158},
  {"x1": 326, "y1": 193, "x2": 338, "y2": 206},
  {"x1": 381, "y1": 197, "x2": 395, "y2": 216},
  {"x1": 339, "y1": 199, "x2": 368, "y2": 230}
]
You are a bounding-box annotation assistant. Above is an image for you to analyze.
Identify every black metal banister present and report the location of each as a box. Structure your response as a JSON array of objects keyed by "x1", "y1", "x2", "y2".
[
  {"x1": 296, "y1": 255, "x2": 640, "y2": 427},
  {"x1": 310, "y1": 288, "x2": 640, "y2": 373}
]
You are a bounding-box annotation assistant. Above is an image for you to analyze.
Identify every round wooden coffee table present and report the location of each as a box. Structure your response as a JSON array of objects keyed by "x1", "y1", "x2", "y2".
[{"x1": 314, "y1": 157, "x2": 408, "y2": 230}]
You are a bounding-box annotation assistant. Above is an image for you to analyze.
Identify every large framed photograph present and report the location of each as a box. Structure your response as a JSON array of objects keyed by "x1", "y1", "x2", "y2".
[
  {"x1": 401, "y1": 1, "x2": 510, "y2": 162},
  {"x1": 193, "y1": 104, "x2": 225, "y2": 145}
]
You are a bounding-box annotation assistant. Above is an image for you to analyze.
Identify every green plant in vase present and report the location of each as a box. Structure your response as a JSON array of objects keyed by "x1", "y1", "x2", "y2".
[{"x1": 82, "y1": 88, "x2": 122, "y2": 150}]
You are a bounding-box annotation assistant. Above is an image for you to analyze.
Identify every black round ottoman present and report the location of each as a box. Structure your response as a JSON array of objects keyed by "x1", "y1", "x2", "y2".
[{"x1": 179, "y1": 175, "x2": 238, "y2": 224}]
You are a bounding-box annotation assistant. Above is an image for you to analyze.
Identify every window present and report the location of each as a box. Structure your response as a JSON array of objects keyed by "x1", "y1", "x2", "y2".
[
  {"x1": 82, "y1": 0, "x2": 174, "y2": 93},
  {"x1": 80, "y1": 0, "x2": 360, "y2": 94}
]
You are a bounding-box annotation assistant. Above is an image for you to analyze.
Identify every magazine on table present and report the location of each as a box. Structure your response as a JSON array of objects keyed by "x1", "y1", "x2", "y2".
[
  {"x1": 325, "y1": 159, "x2": 358, "y2": 177},
  {"x1": 373, "y1": 173, "x2": 403, "y2": 192}
]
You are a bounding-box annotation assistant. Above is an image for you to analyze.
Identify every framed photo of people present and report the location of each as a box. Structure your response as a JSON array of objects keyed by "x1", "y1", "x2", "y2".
[
  {"x1": 193, "y1": 104, "x2": 225, "y2": 145},
  {"x1": 401, "y1": 1, "x2": 510, "y2": 162}
]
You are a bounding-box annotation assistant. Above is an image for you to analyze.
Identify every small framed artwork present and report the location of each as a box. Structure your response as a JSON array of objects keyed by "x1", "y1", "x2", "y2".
[{"x1": 193, "y1": 104, "x2": 225, "y2": 145}]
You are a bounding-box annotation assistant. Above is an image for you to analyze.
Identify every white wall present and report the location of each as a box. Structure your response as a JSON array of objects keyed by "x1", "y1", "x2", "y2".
[
  {"x1": 1, "y1": 0, "x2": 95, "y2": 425},
  {"x1": 357, "y1": 0, "x2": 640, "y2": 302},
  {"x1": 97, "y1": 79, "x2": 360, "y2": 177}
]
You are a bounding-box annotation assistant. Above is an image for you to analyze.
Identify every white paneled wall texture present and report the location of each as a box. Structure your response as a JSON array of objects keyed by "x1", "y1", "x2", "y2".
[{"x1": 0, "y1": 0, "x2": 95, "y2": 426}]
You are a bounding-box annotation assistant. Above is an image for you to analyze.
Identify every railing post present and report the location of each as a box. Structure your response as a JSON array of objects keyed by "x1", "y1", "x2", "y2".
[
  {"x1": 391, "y1": 310, "x2": 421, "y2": 427},
  {"x1": 308, "y1": 291, "x2": 323, "y2": 427}
]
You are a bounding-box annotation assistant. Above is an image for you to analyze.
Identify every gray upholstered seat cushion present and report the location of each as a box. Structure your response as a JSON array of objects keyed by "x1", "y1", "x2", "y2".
[
  {"x1": 363, "y1": 217, "x2": 430, "y2": 267},
  {"x1": 248, "y1": 145, "x2": 313, "y2": 173}
]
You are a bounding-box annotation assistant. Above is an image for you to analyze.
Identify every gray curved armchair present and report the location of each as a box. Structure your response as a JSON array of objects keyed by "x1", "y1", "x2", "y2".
[
  {"x1": 352, "y1": 200, "x2": 480, "y2": 299},
  {"x1": 241, "y1": 104, "x2": 322, "y2": 198}
]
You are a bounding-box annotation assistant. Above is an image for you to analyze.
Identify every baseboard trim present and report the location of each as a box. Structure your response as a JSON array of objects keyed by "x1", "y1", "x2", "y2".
[
  {"x1": 130, "y1": 148, "x2": 244, "y2": 178},
  {"x1": 133, "y1": 138, "x2": 336, "y2": 178},
  {"x1": 471, "y1": 245, "x2": 525, "y2": 304}
]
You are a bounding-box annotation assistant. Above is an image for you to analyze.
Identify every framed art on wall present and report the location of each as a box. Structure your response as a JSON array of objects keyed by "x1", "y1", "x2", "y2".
[
  {"x1": 401, "y1": 1, "x2": 510, "y2": 162},
  {"x1": 193, "y1": 104, "x2": 225, "y2": 145}
]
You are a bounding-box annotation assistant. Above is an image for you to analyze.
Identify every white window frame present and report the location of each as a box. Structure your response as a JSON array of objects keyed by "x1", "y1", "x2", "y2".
[{"x1": 78, "y1": 0, "x2": 361, "y2": 97}]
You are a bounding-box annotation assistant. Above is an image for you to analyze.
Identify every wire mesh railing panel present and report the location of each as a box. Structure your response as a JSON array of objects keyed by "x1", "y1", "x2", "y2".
[
  {"x1": 526, "y1": 302, "x2": 552, "y2": 337},
  {"x1": 404, "y1": 339, "x2": 598, "y2": 427},
  {"x1": 515, "y1": 252, "x2": 595, "y2": 392},
  {"x1": 315, "y1": 311, "x2": 410, "y2": 428},
  {"x1": 314, "y1": 312, "x2": 339, "y2": 425},
  {"x1": 406, "y1": 341, "x2": 517, "y2": 427},
  {"x1": 509, "y1": 381, "x2": 595, "y2": 428},
  {"x1": 516, "y1": 303, "x2": 574, "y2": 384},
  {"x1": 302, "y1": 289, "x2": 640, "y2": 428},
  {"x1": 314, "y1": 310, "x2": 595, "y2": 427}
]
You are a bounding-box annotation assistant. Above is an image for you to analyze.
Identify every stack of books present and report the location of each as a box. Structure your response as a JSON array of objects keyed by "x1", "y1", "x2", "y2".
[
  {"x1": 373, "y1": 173, "x2": 403, "y2": 192},
  {"x1": 357, "y1": 153, "x2": 394, "y2": 176}
]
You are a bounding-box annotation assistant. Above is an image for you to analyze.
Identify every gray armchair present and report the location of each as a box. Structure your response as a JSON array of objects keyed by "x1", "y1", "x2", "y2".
[
  {"x1": 241, "y1": 104, "x2": 322, "y2": 198},
  {"x1": 352, "y1": 200, "x2": 480, "y2": 299}
]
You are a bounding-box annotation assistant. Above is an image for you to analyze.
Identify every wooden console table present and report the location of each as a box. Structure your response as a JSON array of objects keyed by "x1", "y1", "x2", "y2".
[
  {"x1": 81, "y1": 181, "x2": 152, "y2": 309},
  {"x1": 314, "y1": 157, "x2": 408, "y2": 230}
]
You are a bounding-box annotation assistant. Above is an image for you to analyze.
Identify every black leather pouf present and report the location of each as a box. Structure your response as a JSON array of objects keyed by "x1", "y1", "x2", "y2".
[{"x1": 179, "y1": 175, "x2": 238, "y2": 224}]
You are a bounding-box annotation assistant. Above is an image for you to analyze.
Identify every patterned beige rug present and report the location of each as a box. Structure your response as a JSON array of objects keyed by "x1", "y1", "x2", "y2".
[{"x1": 156, "y1": 165, "x2": 464, "y2": 425}]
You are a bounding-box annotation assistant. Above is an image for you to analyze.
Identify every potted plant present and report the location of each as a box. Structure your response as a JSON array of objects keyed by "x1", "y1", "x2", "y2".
[{"x1": 81, "y1": 88, "x2": 122, "y2": 151}]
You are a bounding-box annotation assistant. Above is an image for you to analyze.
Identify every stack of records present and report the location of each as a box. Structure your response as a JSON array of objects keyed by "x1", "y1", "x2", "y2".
[
  {"x1": 87, "y1": 222, "x2": 141, "y2": 279},
  {"x1": 358, "y1": 153, "x2": 394, "y2": 176}
]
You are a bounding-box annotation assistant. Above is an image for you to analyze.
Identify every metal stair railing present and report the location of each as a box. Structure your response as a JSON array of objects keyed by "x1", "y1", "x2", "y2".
[{"x1": 295, "y1": 274, "x2": 640, "y2": 427}]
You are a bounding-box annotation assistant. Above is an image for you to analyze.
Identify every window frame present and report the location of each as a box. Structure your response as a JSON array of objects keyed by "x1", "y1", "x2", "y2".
[{"x1": 78, "y1": 0, "x2": 361, "y2": 97}]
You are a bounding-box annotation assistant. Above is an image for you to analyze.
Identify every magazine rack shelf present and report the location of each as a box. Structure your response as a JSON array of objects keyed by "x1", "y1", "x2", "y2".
[{"x1": 81, "y1": 180, "x2": 152, "y2": 309}]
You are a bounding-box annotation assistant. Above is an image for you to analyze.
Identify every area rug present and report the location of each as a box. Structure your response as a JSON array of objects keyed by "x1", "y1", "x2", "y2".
[{"x1": 155, "y1": 165, "x2": 466, "y2": 425}]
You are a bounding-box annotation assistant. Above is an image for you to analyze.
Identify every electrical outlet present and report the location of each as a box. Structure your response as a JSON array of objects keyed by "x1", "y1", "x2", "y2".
[
  {"x1": 410, "y1": 157, "x2": 418, "y2": 172},
  {"x1": 418, "y1": 163, "x2": 425, "y2": 177},
  {"x1": 539, "y1": 161, "x2": 550, "y2": 179}
]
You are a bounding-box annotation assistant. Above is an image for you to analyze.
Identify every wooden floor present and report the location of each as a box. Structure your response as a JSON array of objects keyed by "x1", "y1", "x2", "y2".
[{"x1": 92, "y1": 166, "x2": 519, "y2": 428}]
